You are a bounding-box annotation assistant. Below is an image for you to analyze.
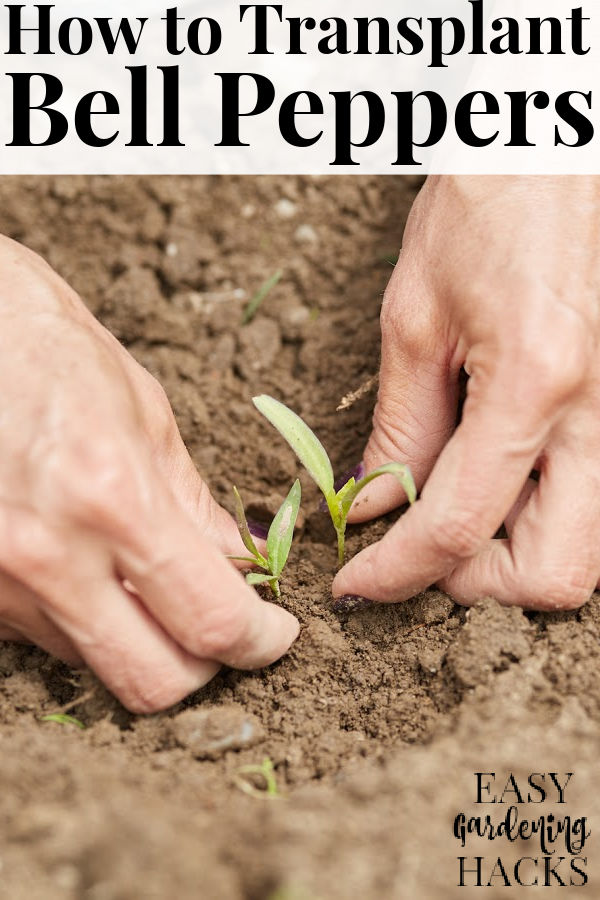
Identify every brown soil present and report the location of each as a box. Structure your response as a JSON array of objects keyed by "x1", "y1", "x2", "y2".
[{"x1": 0, "y1": 176, "x2": 598, "y2": 899}]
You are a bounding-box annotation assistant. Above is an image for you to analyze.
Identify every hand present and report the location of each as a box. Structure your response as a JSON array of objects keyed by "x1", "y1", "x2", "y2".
[
  {"x1": 334, "y1": 175, "x2": 600, "y2": 611},
  {"x1": 0, "y1": 236, "x2": 298, "y2": 712}
]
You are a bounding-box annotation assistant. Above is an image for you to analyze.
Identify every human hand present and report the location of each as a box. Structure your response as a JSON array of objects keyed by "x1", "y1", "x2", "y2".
[
  {"x1": 0, "y1": 236, "x2": 298, "y2": 711},
  {"x1": 334, "y1": 175, "x2": 600, "y2": 611}
]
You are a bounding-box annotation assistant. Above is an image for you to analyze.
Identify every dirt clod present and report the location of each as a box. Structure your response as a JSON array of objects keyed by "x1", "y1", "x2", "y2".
[{"x1": 170, "y1": 705, "x2": 264, "y2": 759}]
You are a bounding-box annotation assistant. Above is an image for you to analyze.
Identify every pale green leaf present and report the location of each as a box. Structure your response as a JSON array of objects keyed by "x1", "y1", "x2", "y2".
[
  {"x1": 253, "y1": 396, "x2": 334, "y2": 499},
  {"x1": 267, "y1": 480, "x2": 301, "y2": 577},
  {"x1": 41, "y1": 714, "x2": 86, "y2": 730},
  {"x1": 334, "y1": 476, "x2": 357, "y2": 523},
  {"x1": 246, "y1": 573, "x2": 274, "y2": 587},
  {"x1": 233, "y1": 487, "x2": 267, "y2": 567},
  {"x1": 242, "y1": 270, "x2": 283, "y2": 325},
  {"x1": 227, "y1": 556, "x2": 265, "y2": 566},
  {"x1": 343, "y1": 463, "x2": 416, "y2": 512},
  {"x1": 234, "y1": 758, "x2": 280, "y2": 798}
]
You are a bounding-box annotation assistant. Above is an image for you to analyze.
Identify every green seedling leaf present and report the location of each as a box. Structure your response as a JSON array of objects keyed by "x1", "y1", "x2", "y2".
[
  {"x1": 267, "y1": 887, "x2": 319, "y2": 900},
  {"x1": 242, "y1": 270, "x2": 283, "y2": 325},
  {"x1": 246, "y1": 573, "x2": 280, "y2": 598},
  {"x1": 252, "y1": 397, "x2": 416, "y2": 566},
  {"x1": 232, "y1": 486, "x2": 268, "y2": 567},
  {"x1": 246, "y1": 573, "x2": 274, "y2": 586},
  {"x1": 352, "y1": 463, "x2": 417, "y2": 506},
  {"x1": 267, "y1": 480, "x2": 301, "y2": 578},
  {"x1": 229, "y1": 556, "x2": 265, "y2": 566},
  {"x1": 41, "y1": 714, "x2": 86, "y2": 730},
  {"x1": 234, "y1": 758, "x2": 280, "y2": 799},
  {"x1": 333, "y1": 464, "x2": 416, "y2": 565},
  {"x1": 253, "y1": 396, "x2": 334, "y2": 499},
  {"x1": 334, "y1": 476, "x2": 357, "y2": 523},
  {"x1": 382, "y1": 252, "x2": 399, "y2": 266}
]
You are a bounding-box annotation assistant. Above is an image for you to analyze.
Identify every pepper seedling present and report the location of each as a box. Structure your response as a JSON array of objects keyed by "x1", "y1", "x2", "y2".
[
  {"x1": 233, "y1": 757, "x2": 281, "y2": 799},
  {"x1": 229, "y1": 479, "x2": 301, "y2": 597},
  {"x1": 253, "y1": 395, "x2": 416, "y2": 565},
  {"x1": 40, "y1": 713, "x2": 86, "y2": 730}
]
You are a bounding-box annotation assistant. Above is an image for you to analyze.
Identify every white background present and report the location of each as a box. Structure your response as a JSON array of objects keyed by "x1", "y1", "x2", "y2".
[{"x1": 0, "y1": 0, "x2": 597, "y2": 173}]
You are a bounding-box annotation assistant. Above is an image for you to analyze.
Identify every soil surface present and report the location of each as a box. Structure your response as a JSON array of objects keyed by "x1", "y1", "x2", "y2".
[{"x1": 0, "y1": 176, "x2": 598, "y2": 899}]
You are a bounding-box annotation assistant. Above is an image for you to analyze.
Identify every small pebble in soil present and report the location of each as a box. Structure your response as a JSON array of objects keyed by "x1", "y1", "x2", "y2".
[
  {"x1": 418, "y1": 646, "x2": 446, "y2": 674},
  {"x1": 275, "y1": 198, "x2": 298, "y2": 219},
  {"x1": 294, "y1": 224, "x2": 318, "y2": 244},
  {"x1": 169, "y1": 705, "x2": 263, "y2": 760}
]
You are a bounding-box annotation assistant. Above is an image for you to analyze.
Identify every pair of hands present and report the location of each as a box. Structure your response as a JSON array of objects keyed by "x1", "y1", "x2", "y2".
[{"x1": 1, "y1": 176, "x2": 598, "y2": 712}]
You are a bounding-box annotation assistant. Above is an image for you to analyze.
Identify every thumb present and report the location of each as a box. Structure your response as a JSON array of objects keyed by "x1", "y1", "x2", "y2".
[{"x1": 348, "y1": 272, "x2": 457, "y2": 524}]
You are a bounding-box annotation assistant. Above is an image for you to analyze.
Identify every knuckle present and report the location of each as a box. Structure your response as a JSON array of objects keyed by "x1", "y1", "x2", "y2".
[
  {"x1": 510, "y1": 309, "x2": 591, "y2": 409},
  {"x1": 119, "y1": 672, "x2": 196, "y2": 714},
  {"x1": 56, "y1": 438, "x2": 138, "y2": 523},
  {"x1": 527, "y1": 342, "x2": 586, "y2": 404},
  {"x1": 429, "y1": 509, "x2": 485, "y2": 561},
  {"x1": 381, "y1": 286, "x2": 431, "y2": 354},
  {"x1": 0, "y1": 515, "x2": 66, "y2": 586},
  {"x1": 141, "y1": 374, "x2": 177, "y2": 443},
  {"x1": 368, "y1": 401, "x2": 422, "y2": 464}
]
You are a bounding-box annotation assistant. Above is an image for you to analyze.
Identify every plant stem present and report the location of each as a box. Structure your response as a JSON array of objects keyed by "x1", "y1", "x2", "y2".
[{"x1": 336, "y1": 526, "x2": 346, "y2": 567}]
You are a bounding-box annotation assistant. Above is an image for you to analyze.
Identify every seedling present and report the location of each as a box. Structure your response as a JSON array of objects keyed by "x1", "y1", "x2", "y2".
[
  {"x1": 253, "y1": 395, "x2": 416, "y2": 565},
  {"x1": 381, "y1": 251, "x2": 399, "y2": 266},
  {"x1": 242, "y1": 269, "x2": 283, "y2": 325},
  {"x1": 267, "y1": 887, "x2": 317, "y2": 900},
  {"x1": 40, "y1": 713, "x2": 86, "y2": 730},
  {"x1": 230, "y1": 479, "x2": 301, "y2": 597},
  {"x1": 234, "y1": 757, "x2": 280, "y2": 799}
]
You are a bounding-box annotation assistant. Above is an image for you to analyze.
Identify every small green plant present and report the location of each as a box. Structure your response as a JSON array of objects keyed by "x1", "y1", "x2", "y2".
[
  {"x1": 242, "y1": 269, "x2": 283, "y2": 325},
  {"x1": 230, "y1": 479, "x2": 301, "y2": 597},
  {"x1": 253, "y1": 395, "x2": 416, "y2": 565},
  {"x1": 40, "y1": 713, "x2": 86, "y2": 730},
  {"x1": 267, "y1": 886, "x2": 318, "y2": 900},
  {"x1": 234, "y1": 757, "x2": 280, "y2": 799},
  {"x1": 381, "y1": 251, "x2": 399, "y2": 266}
]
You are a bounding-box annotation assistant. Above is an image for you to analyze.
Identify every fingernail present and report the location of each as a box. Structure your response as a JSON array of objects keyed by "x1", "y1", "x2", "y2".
[
  {"x1": 331, "y1": 594, "x2": 374, "y2": 613},
  {"x1": 319, "y1": 462, "x2": 366, "y2": 512},
  {"x1": 248, "y1": 520, "x2": 269, "y2": 541}
]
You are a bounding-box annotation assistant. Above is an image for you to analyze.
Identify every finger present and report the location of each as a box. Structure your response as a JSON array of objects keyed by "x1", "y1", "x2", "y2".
[
  {"x1": 44, "y1": 575, "x2": 221, "y2": 714},
  {"x1": 164, "y1": 445, "x2": 261, "y2": 561},
  {"x1": 116, "y1": 355, "x2": 257, "y2": 562},
  {"x1": 119, "y1": 536, "x2": 299, "y2": 672},
  {"x1": 0, "y1": 571, "x2": 82, "y2": 665},
  {"x1": 439, "y1": 442, "x2": 598, "y2": 610},
  {"x1": 334, "y1": 349, "x2": 574, "y2": 603},
  {"x1": 347, "y1": 269, "x2": 457, "y2": 524},
  {"x1": 115, "y1": 476, "x2": 299, "y2": 672},
  {"x1": 0, "y1": 625, "x2": 27, "y2": 641},
  {"x1": 504, "y1": 477, "x2": 537, "y2": 536}
]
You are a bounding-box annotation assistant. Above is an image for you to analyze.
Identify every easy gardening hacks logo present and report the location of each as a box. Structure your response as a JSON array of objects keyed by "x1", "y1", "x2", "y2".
[{"x1": 453, "y1": 772, "x2": 591, "y2": 888}]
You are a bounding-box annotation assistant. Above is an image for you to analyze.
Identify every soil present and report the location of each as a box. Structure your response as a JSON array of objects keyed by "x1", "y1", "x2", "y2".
[{"x1": 0, "y1": 176, "x2": 599, "y2": 900}]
